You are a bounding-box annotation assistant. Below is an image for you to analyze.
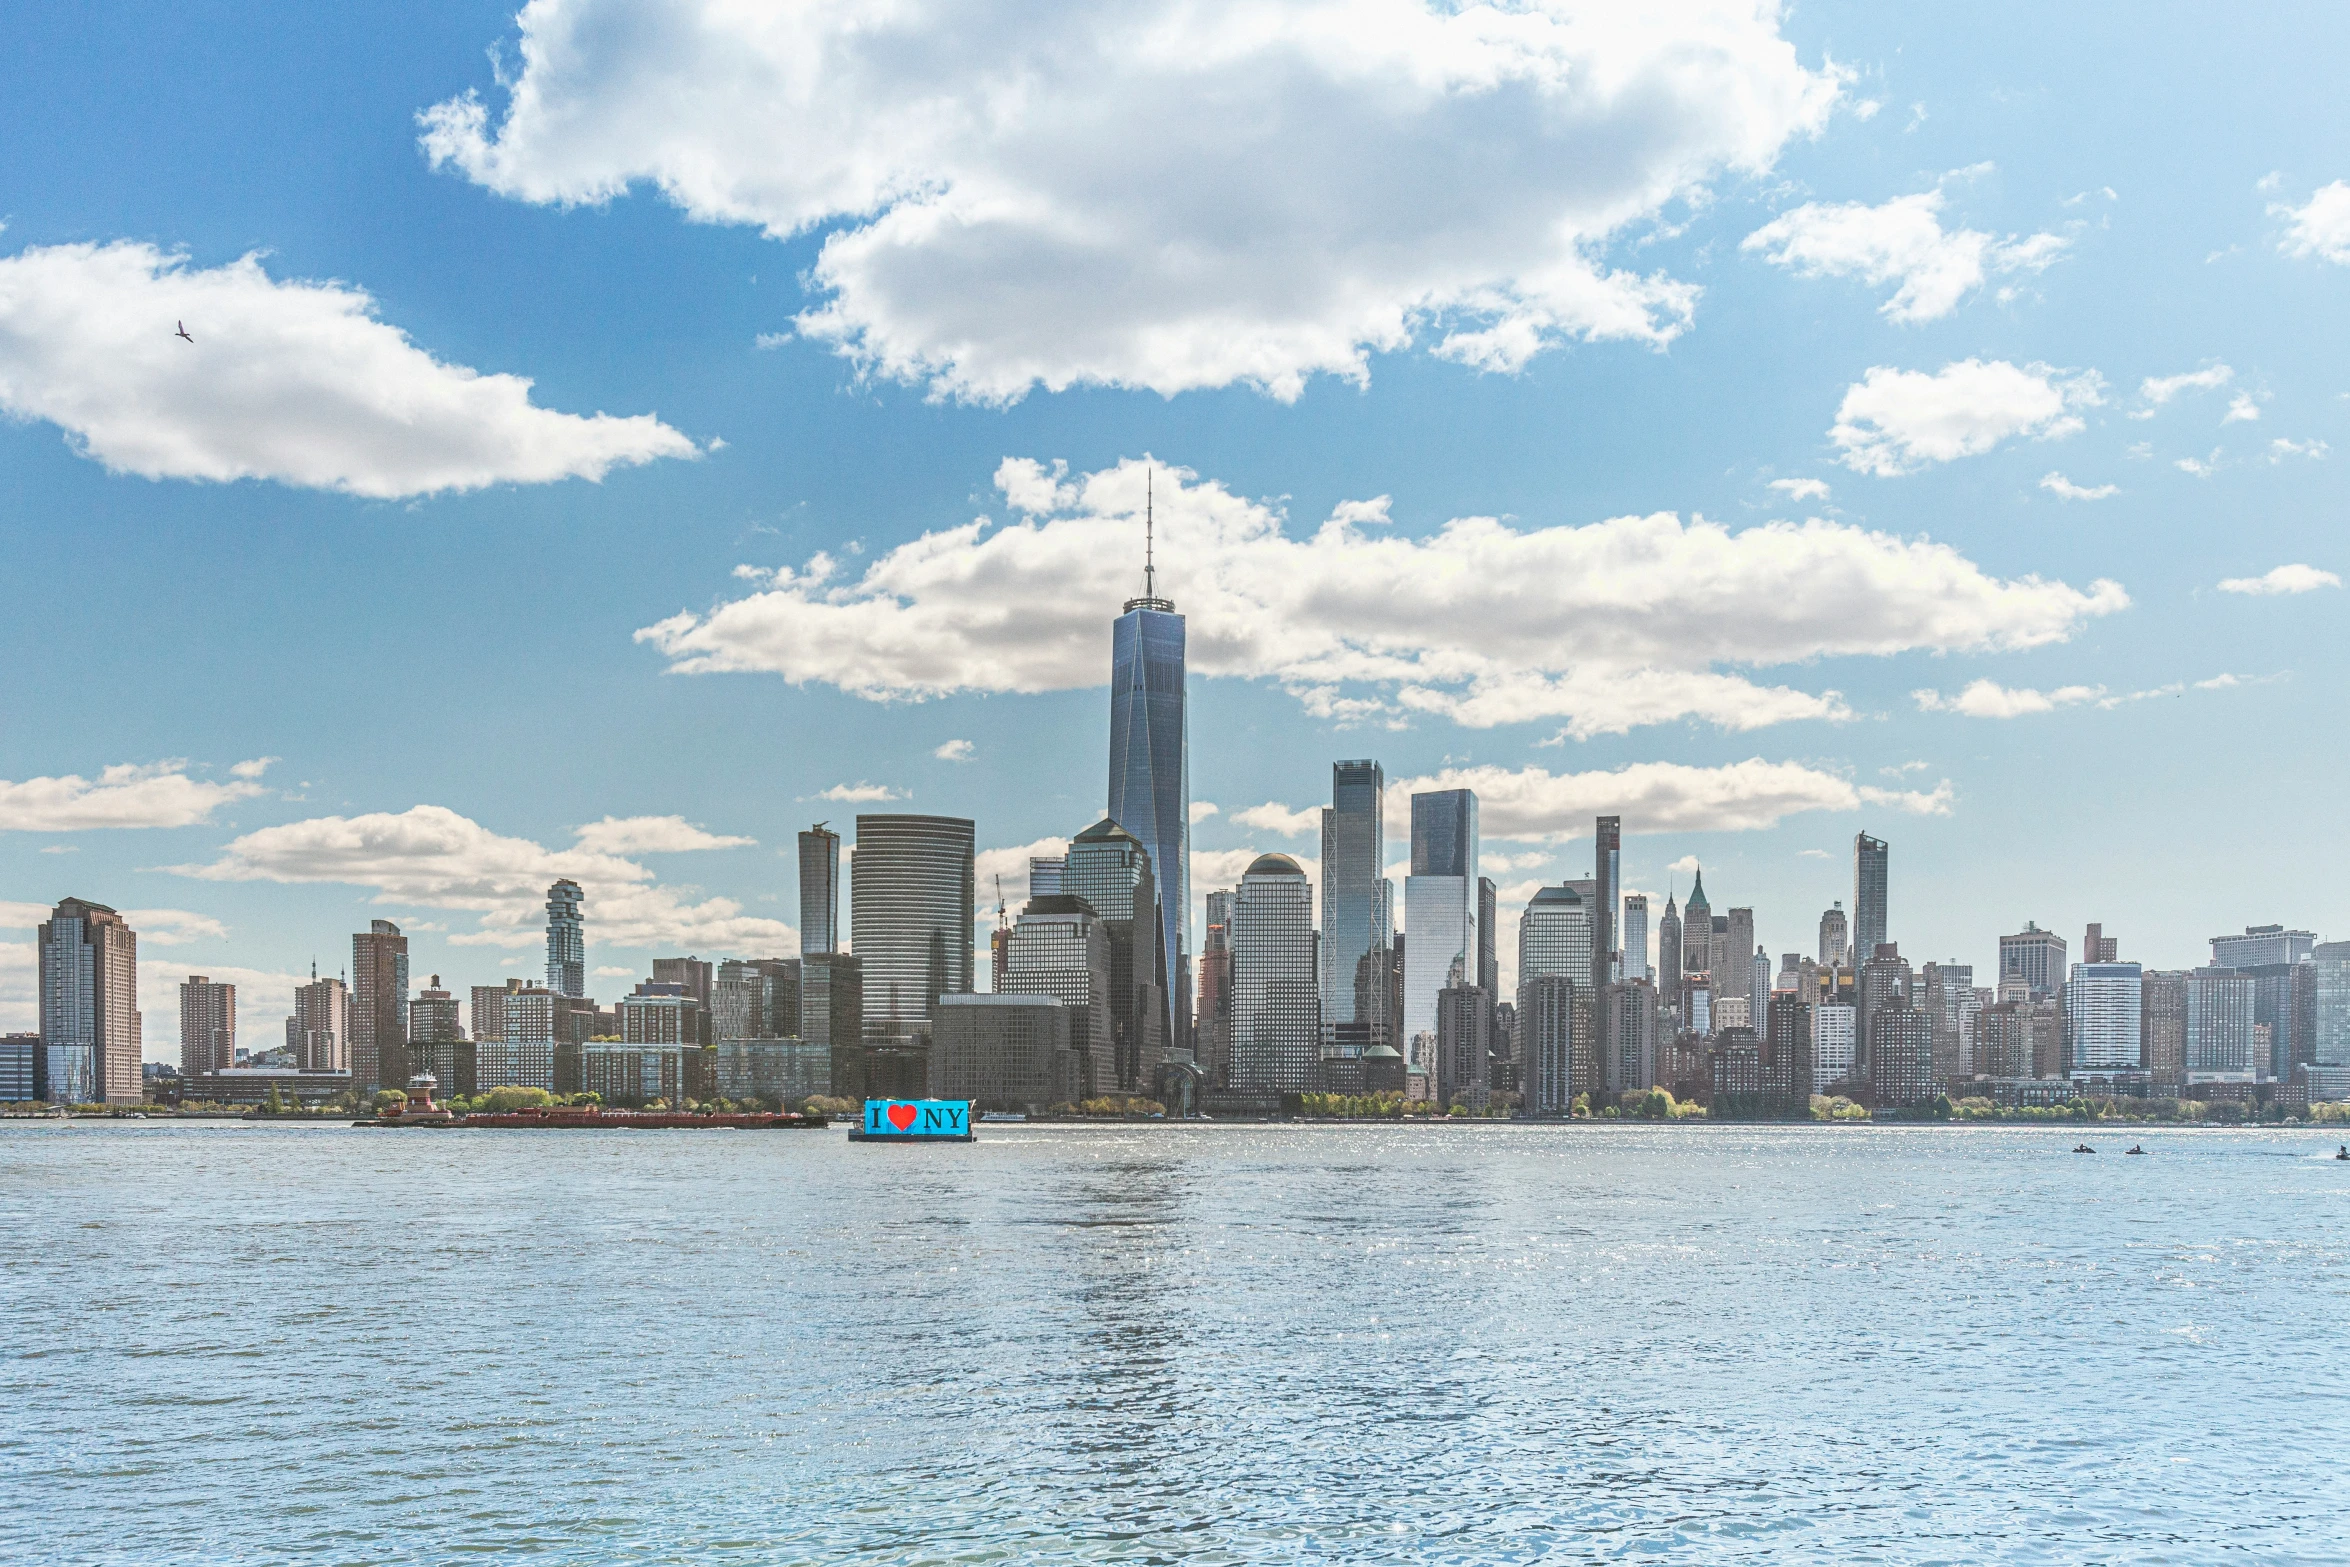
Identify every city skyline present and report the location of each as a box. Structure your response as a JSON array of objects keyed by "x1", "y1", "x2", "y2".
[{"x1": 7, "y1": 4, "x2": 2350, "y2": 1056}]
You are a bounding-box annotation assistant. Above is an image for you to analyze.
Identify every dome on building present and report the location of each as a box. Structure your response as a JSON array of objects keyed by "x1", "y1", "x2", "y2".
[
  {"x1": 1361, "y1": 1044, "x2": 1403, "y2": 1060},
  {"x1": 1528, "y1": 884, "x2": 1583, "y2": 905},
  {"x1": 1073, "y1": 817, "x2": 1143, "y2": 845},
  {"x1": 1243, "y1": 852, "x2": 1306, "y2": 879}
]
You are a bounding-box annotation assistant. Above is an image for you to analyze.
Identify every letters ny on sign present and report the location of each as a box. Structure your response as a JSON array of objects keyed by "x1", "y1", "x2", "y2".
[{"x1": 856, "y1": 1099, "x2": 973, "y2": 1140}]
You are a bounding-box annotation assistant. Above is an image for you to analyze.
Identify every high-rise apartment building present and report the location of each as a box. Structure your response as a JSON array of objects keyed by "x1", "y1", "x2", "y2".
[
  {"x1": 798, "y1": 823, "x2": 842, "y2": 955},
  {"x1": 1403, "y1": 788, "x2": 1478, "y2": 1085},
  {"x1": 479, "y1": 984, "x2": 557, "y2": 1091},
  {"x1": 799, "y1": 952, "x2": 865, "y2": 1100},
  {"x1": 1765, "y1": 991, "x2": 1812, "y2": 1103},
  {"x1": 651, "y1": 956, "x2": 713, "y2": 1007},
  {"x1": 1003, "y1": 895, "x2": 1116, "y2": 1096},
  {"x1": 1107, "y1": 509, "x2": 1191, "y2": 1054},
  {"x1": 1063, "y1": 818, "x2": 1167, "y2": 1089},
  {"x1": 1593, "y1": 815, "x2": 1620, "y2": 993},
  {"x1": 850, "y1": 814, "x2": 976, "y2": 1045},
  {"x1": 290, "y1": 970, "x2": 350, "y2": 1073},
  {"x1": 1852, "y1": 833, "x2": 1888, "y2": 958},
  {"x1": 1920, "y1": 962, "x2": 1973, "y2": 1085},
  {"x1": 2185, "y1": 967, "x2": 2256, "y2": 1083},
  {"x1": 178, "y1": 975, "x2": 236, "y2": 1079},
  {"x1": 350, "y1": 919, "x2": 409, "y2": 1093},
  {"x1": 2067, "y1": 961, "x2": 2144, "y2": 1077},
  {"x1": 1975, "y1": 1002, "x2": 2030, "y2": 1079},
  {"x1": 1818, "y1": 902, "x2": 1848, "y2": 968},
  {"x1": 1197, "y1": 890, "x2": 1235, "y2": 1088},
  {"x1": 1229, "y1": 854, "x2": 1319, "y2": 1094},
  {"x1": 408, "y1": 976, "x2": 462, "y2": 1048},
  {"x1": 1436, "y1": 979, "x2": 1491, "y2": 1110},
  {"x1": 2141, "y1": 970, "x2": 2188, "y2": 1088},
  {"x1": 2242, "y1": 962, "x2": 2314, "y2": 1080},
  {"x1": 1319, "y1": 760, "x2": 1389, "y2": 1046},
  {"x1": 1622, "y1": 894, "x2": 1650, "y2": 982},
  {"x1": 1998, "y1": 924, "x2": 2067, "y2": 1000},
  {"x1": 38, "y1": 898, "x2": 141, "y2": 1104},
  {"x1": 2081, "y1": 923, "x2": 2118, "y2": 964},
  {"x1": 1608, "y1": 979, "x2": 1659, "y2": 1098},
  {"x1": 545, "y1": 879, "x2": 585, "y2": 997},
  {"x1": 1870, "y1": 1005, "x2": 1936, "y2": 1107},
  {"x1": 2210, "y1": 925, "x2": 2316, "y2": 970},
  {"x1": 2313, "y1": 943, "x2": 2350, "y2": 1068},
  {"x1": 1519, "y1": 976, "x2": 1581, "y2": 1115},
  {"x1": 1856, "y1": 943, "x2": 1912, "y2": 1080}
]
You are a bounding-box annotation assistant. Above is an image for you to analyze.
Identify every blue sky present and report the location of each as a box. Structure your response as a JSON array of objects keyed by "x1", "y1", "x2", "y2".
[{"x1": 3, "y1": 1, "x2": 2347, "y2": 1057}]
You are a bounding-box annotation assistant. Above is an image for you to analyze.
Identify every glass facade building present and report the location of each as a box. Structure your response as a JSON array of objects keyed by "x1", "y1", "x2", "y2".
[
  {"x1": 544, "y1": 879, "x2": 585, "y2": 997},
  {"x1": 2186, "y1": 966, "x2": 2257, "y2": 1082},
  {"x1": 1108, "y1": 590, "x2": 1190, "y2": 1053},
  {"x1": 1853, "y1": 833, "x2": 1888, "y2": 959},
  {"x1": 2066, "y1": 961, "x2": 2143, "y2": 1075},
  {"x1": 1320, "y1": 760, "x2": 1388, "y2": 1041},
  {"x1": 798, "y1": 824, "x2": 841, "y2": 955},
  {"x1": 1230, "y1": 854, "x2": 1319, "y2": 1093},
  {"x1": 849, "y1": 814, "x2": 976, "y2": 1041}
]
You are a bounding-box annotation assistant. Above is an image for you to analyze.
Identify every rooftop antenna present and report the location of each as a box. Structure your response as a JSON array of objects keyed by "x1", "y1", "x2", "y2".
[
  {"x1": 1145, "y1": 467, "x2": 1156, "y2": 604},
  {"x1": 995, "y1": 873, "x2": 1008, "y2": 932}
]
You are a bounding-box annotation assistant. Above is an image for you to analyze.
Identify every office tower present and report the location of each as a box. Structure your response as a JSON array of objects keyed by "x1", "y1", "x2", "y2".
[
  {"x1": 1402, "y1": 790, "x2": 1479, "y2": 1082},
  {"x1": 1870, "y1": 1006, "x2": 1937, "y2": 1107},
  {"x1": 2067, "y1": 962, "x2": 2144, "y2": 1078},
  {"x1": 350, "y1": 919, "x2": 410, "y2": 1093},
  {"x1": 1856, "y1": 943, "x2": 1912, "y2": 1079},
  {"x1": 1198, "y1": 890, "x2": 1236, "y2": 1087},
  {"x1": 178, "y1": 976, "x2": 236, "y2": 1079},
  {"x1": 1657, "y1": 894, "x2": 1682, "y2": 1016},
  {"x1": 2081, "y1": 922, "x2": 2118, "y2": 965},
  {"x1": 750, "y1": 957, "x2": 802, "y2": 1038},
  {"x1": 651, "y1": 956, "x2": 714, "y2": 1006},
  {"x1": 1107, "y1": 497, "x2": 1191, "y2": 1056},
  {"x1": 1765, "y1": 990, "x2": 1812, "y2": 1103},
  {"x1": 1520, "y1": 976, "x2": 1578, "y2": 1115},
  {"x1": 1607, "y1": 979, "x2": 1658, "y2": 1097},
  {"x1": 1998, "y1": 924, "x2": 2068, "y2": 1000},
  {"x1": 2312, "y1": 943, "x2": 2350, "y2": 1068},
  {"x1": 712, "y1": 963, "x2": 764, "y2": 1041},
  {"x1": 37, "y1": 898, "x2": 141, "y2": 1104},
  {"x1": 1517, "y1": 884, "x2": 1597, "y2": 1100},
  {"x1": 1852, "y1": 833, "x2": 1888, "y2": 957},
  {"x1": 798, "y1": 823, "x2": 842, "y2": 954},
  {"x1": 1229, "y1": 854, "x2": 1319, "y2": 1094},
  {"x1": 1818, "y1": 902, "x2": 1848, "y2": 968},
  {"x1": 0, "y1": 1034, "x2": 38, "y2": 1102},
  {"x1": 1437, "y1": 979, "x2": 1491, "y2": 1110},
  {"x1": 2185, "y1": 967, "x2": 2257, "y2": 1083},
  {"x1": 1718, "y1": 909, "x2": 1757, "y2": 1005},
  {"x1": 1751, "y1": 948, "x2": 1770, "y2": 1037},
  {"x1": 290, "y1": 971, "x2": 350, "y2": 1073},
  {"x1": 2135, "y1": 970, "x2": 2186, "y2": 1087},
  {"x1": 1320, "y1": 760, "x2": 1389, "y2": 1046},
  {"x1": 545, "y1": 879, "x2": 585, "y2": 997},
  {"x1": 850, "y1": 815, "x2": 976, "y2": 1052},
  {"x1": 479, "y1": 984, "x2": 557, "y2": 1091},
  {"x1": 798, "y1": 952, "x2": 865, "y2": 1099},
  {"x1": 1028, "y1": 856, "x2": 1066, "y2": 898},
  {"x1": 1003, "y1": 895, "x2": 1116, "y2": 1096},
  {"x1": 2242, "y1": 962, "x2": 2313, "y2": 1080},
  {"x1": 934, "y1": 994, "x2": 1077, "y2": 1112},
  {"x1": 1593, "y1": 816, "x2": 1621, "y2": 993},
  {"x1": 2210, "y1": 925, "x2": 2317, "y2": 970},
  {"x1": 1065, "y1": 817, "x2": 1169, "y2": 1089},
  {"x1": 1682, "y1": 868, "x2": 1711, "y2": 974},
  {"x1": 1812, "y1": 1002, "x2": 1857, "y2": 1087},
  {"x1": 1477, "y1": 877, "x2": 1500, "y2": 995},
  {"x1": 1920, "y1": 962, "x2": 1974, "y2": 1086},
  {"x1": 1622, "y1": 894, "x2": 1650, "y2": 982}
]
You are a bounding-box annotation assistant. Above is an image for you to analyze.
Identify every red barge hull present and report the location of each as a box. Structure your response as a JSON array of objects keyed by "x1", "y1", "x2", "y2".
[{"x1": 367, "y1": 1108, "x2": 831, "y2": 1130}]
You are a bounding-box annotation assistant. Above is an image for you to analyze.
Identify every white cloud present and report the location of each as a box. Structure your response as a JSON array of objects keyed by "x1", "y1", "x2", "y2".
[
  {"x1": 170, "y1": 804, "x2": 796, "y2": 954},
  {"x1": 2275, "y1": 180, "x2": 2350, "y2": 264},
  {"x1": 642, "y1": 456, "x2": 2125, "y2": 740},
  {"x1": 1742, "y1": 188, "x2": 2070, "y2": 323},
  {"x1": 0, "y1": 241, "x2": 696, "y2": 498},
  {"x1": 593, "y1": 964, "x2": 637, "y2": 978},
  {"x1": 228, "y1": 757, "x2": 278, "y2": 781},
  {"x1": 2217, "y1": 564, "x2": 2340, "y2": 596},
  {"x1": 2039, "y1": 472, "x2": 2117, "y2": 500},
  {"x1": 814, "y1": 782, "x2": 905, "y2": 803},
  {"x1": 1231, "y1": 801, "x2": 1321, "y2": 836},
  {"x1": 127, "y1": 909, "x2": 232, "y2": 947},
  {"x1": 2176, "y1": 451, "x2": 2220, "y2": 477},
  {"x1": 933, "y1": 739, "x2": 975, "y2": 762},
  {"x1": 1831, "y1": 359, "x2": 2101, "y2": 476},
  {"x1": 0, "y1": 760, "x2": 265, "y2": 832},
  {"x1": 1769, "y1": 477, "x2": 1831, "y2": 501},
  {"x1": 570, "y1": 816, "x2": 755, "y2": 854},
  {"x1": 1912, "y1": 680, "x2": 2105, "y2": 718},
  {"x1": 2270, "y1": 437, "x2": 2329, "y2": 461},
  {"x1": 1390, "y1": 758, "x2": 1951, "y2": 842},
  {"x1": 1189, "y1": 802, "x2": 1220, "y2": 824},
  {"x1": 2135, "y1": 363, "x2": 2233, "y2": 416},
  {"x1": 978, "y1": 836, "x2": 1071, "y2": 929},
  {"x1": 2223, "y1": 391, "x2": 2262, "y2": 424},
  {"x1": 1664, "y1": 854, "x2": 1702, "y2": 875},
  {"x1": 419, "y1": 0, "x2": 1842, "y2": 402}
]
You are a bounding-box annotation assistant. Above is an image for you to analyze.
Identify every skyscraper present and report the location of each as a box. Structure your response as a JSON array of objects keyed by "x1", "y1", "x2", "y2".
[
  {"x1": 1518, "y1": 884, "x2": 1598, "y2": 1102},
  {"x1": 2081, "y1": 923, "x2": 2118, "y2": 964},
  {"x1": 2209, "y1": 925, "x2": 2316, "y2": 970},
  {"x1": 37, "y1": 898, "x2": 141, "y2": 1104},
  {"x1": 289, "y1": 969, "x2": 350, "y2": 1073},
  {"x1": 1852, "y1": 833, "x2": 1888, "y2": 957},
  {"x1": 2186, "y1": 968, "x2": 2257, "y2": 1084},
  {"x1": 1003, "y1": 895, "x2": 1116, "y2": 1096},
  {"x1": 1998, "y1": 924, "x2": 2068, "y2": 999},
  {"x1": 1437, "y1": 979, "x2": 1491, "y2": 1109},
  {"x1": 1064, "y1": 817, "x2": 1167, "y2": 1090},
  {"x1": 1657, "y1": 893, "x2": 1682, "y2": 1016},
  {"x1": 1107, "y1": 482, "x2": 1190, "y2": 1053},
  {"x1": 1818, "y1": 902, "x2": 1848, "y2": 968},
  {"x1": 178, "y1": 975, "x2": 236, "y2": 1079},
  {"x1": 1721, "y1": 909, "x2": 1757, "y2": 1003},
  {"x1": 850, "y1": 814, "x2": 976, "y2": 1045},
  {"x1": 1403, "y1": 788, "x2": 1478, "y2": 1083},
  {"x1": 1197, "y1": 889, "x2": 1236, "y2": 1088},
  {"x1": 351, "y1": 919, "x2": 410, "y2": 1094},
  {"x1": 798, "y1": 823, "x2": 842, "y2": 955},
  {"x1": 1593, "y1": 816, "x2": 1620, "y2": 992},
  {"x1": 1229, "y1": 854, "x2": 1319, "y2": 1093},
  {"x1": 1622, "y1": 894, "x2": 1650, "y2": 982},
  {"x1": 2066, "y1": 961, "x2": 2144, "y2": 1079},
  {"x1": 1319, "y1": 759, "x2": 1389, "y2": 1044},
  {"x1": 2141, "y1": 970, "x2": 2189, "y2": 1089},
  {"x1": 1856, "y1": 942, "x2": 1911, "y2": 1080},
  {"x1": 545, "y1": 879, "x2": 585, "y2": 997},
  {"x1": 1683, "y1": 868, "x2": 1712, "y2": 975}
]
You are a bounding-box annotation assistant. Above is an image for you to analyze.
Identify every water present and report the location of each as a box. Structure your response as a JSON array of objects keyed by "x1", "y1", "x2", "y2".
[{"x1": 6, "y1": 1120, "x2": 2349, "y2": 1564}]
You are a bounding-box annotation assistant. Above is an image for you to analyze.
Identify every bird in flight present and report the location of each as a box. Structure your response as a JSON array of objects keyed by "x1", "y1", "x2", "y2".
[{"x1": 174, "y1": 321, "x2": 193, "y2": 343}]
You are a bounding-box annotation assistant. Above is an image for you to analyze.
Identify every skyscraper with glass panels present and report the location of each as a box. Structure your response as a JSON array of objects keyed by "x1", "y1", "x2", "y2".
[
  {"x1": 1320, "y1": 759, "x2": 1390, "y2": 1047},
  {"x1": 1403, "y1": 788, "x2": 1478, "y2": 1080},
  {"x1": 798, "y1": 823, "x2": 841, "y2": 955},
  {"x1": 1108, "y1": 520, "x2": 1190, "y2": 1053},
  {"x1": 849, "y1": 814, "x2": 975, "y2": 1046},
  {"x1": 544, "y1": 879, "x2": 585, "y2": 998},
  {"x1": 1853, "y1": 833, "x2": 1888, "y2": 957}
]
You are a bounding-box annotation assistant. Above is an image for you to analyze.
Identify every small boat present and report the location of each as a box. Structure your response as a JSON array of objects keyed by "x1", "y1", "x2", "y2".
[
  {"x1": 2336, "y1": 1145, "x2": 2348, "y2": 1161},
  {"x1": 2072, "y1": 1144, "x2": 2095, "y2": 1154},
  {"x1": 2125, "y1": 1145, "x2": 2146, "y2": 1156}
]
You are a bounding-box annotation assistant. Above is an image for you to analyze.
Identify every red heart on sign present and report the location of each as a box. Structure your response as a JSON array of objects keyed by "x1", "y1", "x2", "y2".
[{"x1": 887, "y1": 1103, "x2": 918, "y2": 1131}]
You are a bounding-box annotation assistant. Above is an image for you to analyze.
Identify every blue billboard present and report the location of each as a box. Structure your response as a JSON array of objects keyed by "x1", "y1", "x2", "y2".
[{"x1": 852, "y1": 1099, "x2": 975, "y2": 1142}]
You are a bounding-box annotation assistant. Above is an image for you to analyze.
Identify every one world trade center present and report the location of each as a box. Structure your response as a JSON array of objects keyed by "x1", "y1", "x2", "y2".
[{"x1": 1108, "y1": 476, "x2": 1191, "y2": 1053}]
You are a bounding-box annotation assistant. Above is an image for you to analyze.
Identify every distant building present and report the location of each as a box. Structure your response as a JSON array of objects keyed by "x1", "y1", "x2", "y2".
[
  {"x1": 1657, "y1": 894, "x2": 1683, "y2": 1020},
  {"x1": 2081, "y1": 922, "x2": 2118, "y2": 964},
  {"x1": 933, "y1": 994, "x2": 1076, "y2": 1112},
  {"x1": 1608, "y1": 979, "x2": 1659, "y2": 1098},
  {"x1": 178, "y1": 975, "x2": 237, "y2": 1079},
  {"x1": 798, "y1": 952, "x2": 865, "y2": 1102},
  {"x1": 1229, "y1": 854, "x2": 1319, "y2": 1094},
  {"x1": 1621, "y1": 894, "x2": 1650, "y2": 983},
  {"x1": 1818, "y1": 902, "x2": 1849, "y2": 969},
  {"x1": 2313, "y1": 943, "x2": 2350, "y2": 1069},
  {"x1": 406, "y1": 975, "x2": 469, "y2": 1097},
  {"x1": 1710, "y1": 1029, "x2": 1764, "y2": 1100},
  {"x1": 1402, "y1": 789, "x2": 1478, "y2": 1084},
  {"x1": 289, "y1": 971, "x2": 350, "y2": 1074},
  {"x1": 1437, "y1": 981, "x2": 1491, "y2": 1110},
  {"x1": 1107, "y1": 531, "x2": 1192, "y2": 1055},
  {"x1": 0, "y1": 1034, "x2": 39, "y2": 1102},
  {"x1": 1028, "y1": 856, "x2": 1066, "y2": 898},
  {"x1": 1852, "y1": 833, "x2": 1888, "y2": 959},
  {"x1": 1195, "y1": 892, "x2": 1235, "y2": 1088},
  {"x1": 350, "y1": 919, "x2": 409, "y2": 1093},
  {"x1": 1065, "y1": 817, "x2": 1169, "y2": 1090},
  {"x1": 1003, "y1": 895, "x2": 1116, "y2": 1097},
  {"x1": 1812, "y1": 1002, "x2": 1857, "y2": 1088},
  {"x1": 470, "y1": 980, "x2": 517, "y2": 1046},
  {"x1": 712, "y1": 1038, "x2": 830, "y2": 1104},
  {"x1": 1519, "y1": 975, "x2": 1581, "y2": 1115},
  {"x1": 2210, "y1": 925, "x2": 2316, "y2": 970},
  {"x1": 2185, "y1": 967, "x2": 2257, "y2": 1083},
  {"x1": 651, "y1": 956, "x2": 714, "y2": 1007},
  {"x1": 1856, "y1": 943, "x2": 1912, "y2": 1079},
  {"x1": 1869, "y1": 1006, "x2": 1937, "y2": 1108},
  {"x1": 1765, "y1": 992, "x2": 1812, "y2": 1103},
  {"x1": 581, "y1": 1040, "x2": 713, "y2": 1106},
  {"x1": 2241, "y1": 962, "x2": 2315, "y2": 1080},
  {"x1": 1593, "y1": 816, "x2": 1621, "y2": 994},
  {"x1": 2067, "y1": 962, "x2": 2144, "y2": 1077},
  {"x1": 1320, "y1": 760, "x2": 1389, "y2": 1049},
  {"x1": 2141, "y1": 970, "x2": 2188, "y2": 1089},
  {"x1": 1719, "y1": 909, "x2": 1757, "y2": 1007},
  {"x1": 1682, "y1": 868, "x2": 1712, "y2": 976},
  {"x1": 851, "y1": 813, "x2": 976, "y2": 1050},
  {"x1": 618, "y1": 982, "x2": 706, "y2": 1047},
  {"x1": 480, "y1": 984, "x2": 557, "y2": 1091},
  {"x1": 1998, "y1": 923, "x2": 2067, "y2": 1000},
  {"x1": 798, "y1": 823, "x2": 842, "y2": 955},
  {"x1": 545, "y1": 879, "x2": 585, "y2": 997},
  {"x1": 38, "y1": 898, "x2": 142, "y2": 1104}
]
